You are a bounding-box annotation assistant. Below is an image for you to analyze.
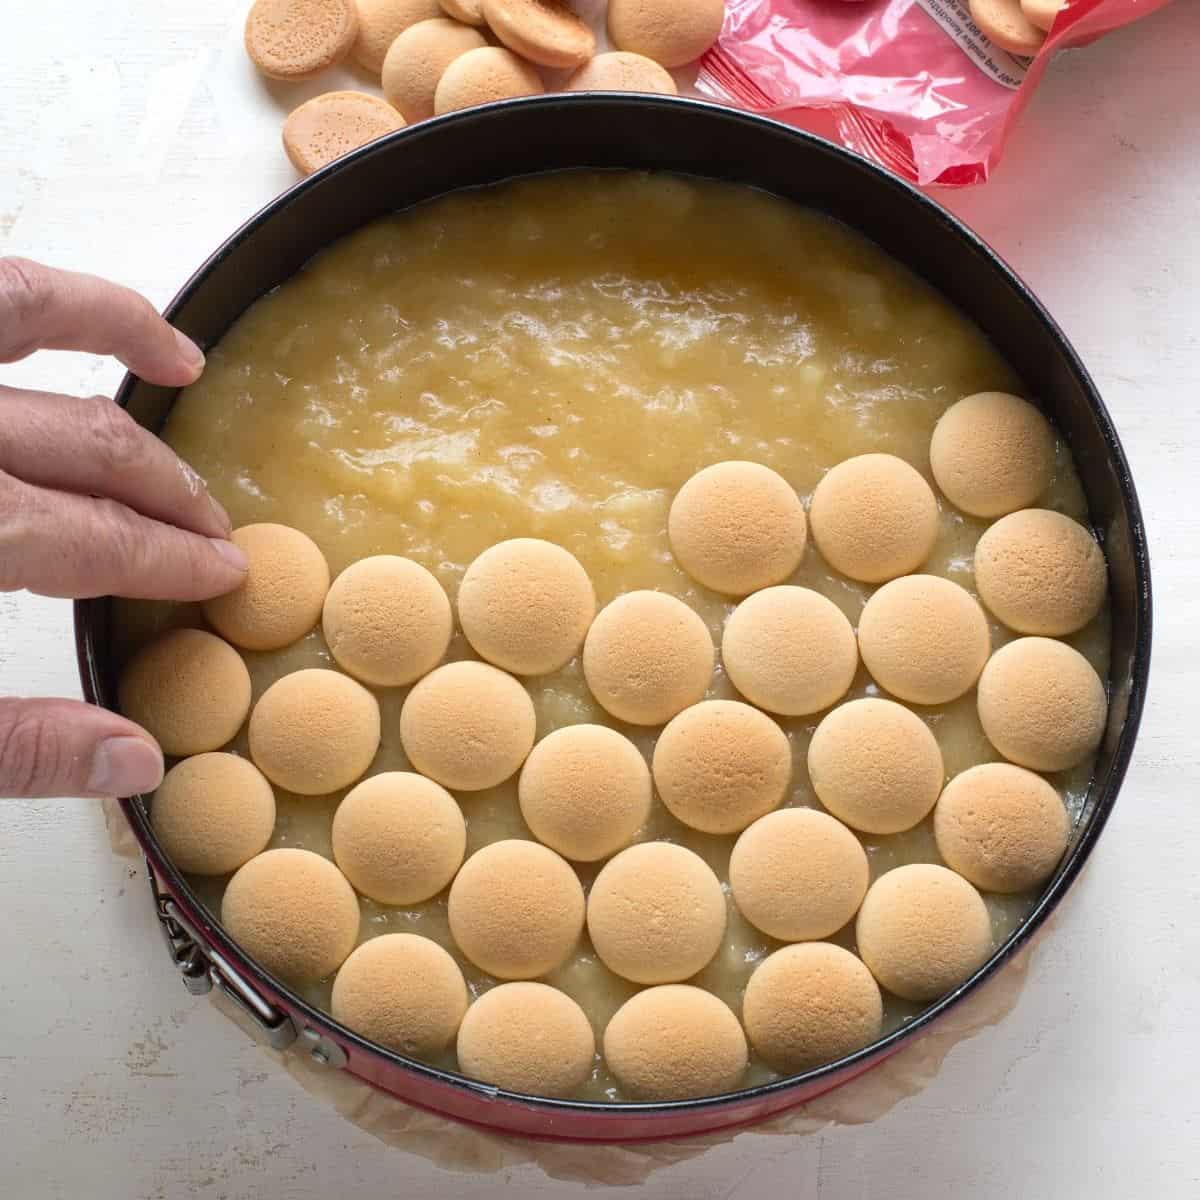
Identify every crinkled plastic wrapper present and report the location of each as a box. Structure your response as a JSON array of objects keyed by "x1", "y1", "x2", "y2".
[
  {"x1": 104, "y1": 799, "x2": 1060, "y2": 1183},
  {"x1": 697, "y1": 0, "x2": 1173, "y2": 185}
]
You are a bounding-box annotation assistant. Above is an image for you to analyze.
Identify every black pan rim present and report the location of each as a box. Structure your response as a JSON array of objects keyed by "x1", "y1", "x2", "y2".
[{"x1": 75, "y1": 93, "x2": 1153, "y2": 1122}]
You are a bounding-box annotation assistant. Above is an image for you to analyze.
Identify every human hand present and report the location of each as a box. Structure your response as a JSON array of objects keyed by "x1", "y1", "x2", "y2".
[{"x1": 0, "y1": 257, "x2": 248, "y2": 799}]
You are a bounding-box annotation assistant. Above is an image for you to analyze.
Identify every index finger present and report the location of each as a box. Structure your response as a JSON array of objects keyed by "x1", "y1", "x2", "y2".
[{"x1": 0, "y1": 257, "x2": 205, "y2": 387}]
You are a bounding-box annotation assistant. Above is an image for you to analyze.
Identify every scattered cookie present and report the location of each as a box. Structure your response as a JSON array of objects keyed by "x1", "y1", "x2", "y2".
[
  {"x1": 332, "y1": 771, "x2": 466, "y2": 904},
  {"x1": 808, "y1": 698, "x2": 944, "y2": 835},
  {"x1": 517, "y1": 724, "x2": 652, "y2": 862},
  {"x1": 934, "y1": 762, "x2": 1070, "y2": 893},
  {"x1": 202, "y1": 524, "x2": 330, "y2": 651},
  {"x1": 482, "y1": 0, "x2": 596, "y2": 69},
  {"x1": 729, "y1": 808, "x2": 868, "y2": 942},
  {"x1": 322, "y1": 554, "x2": 451, "y2": 686},
  {"x1": 283, "y1": 92, "x2": 406, "y2": 176},
  {"x1": 448, "y1": 839, "x2": 585, "y2": 979},
  {"x1": 582, "y1": 590, "x2": 714, "y2": 725},
  {"x1": 151, "y1": 753, "x2": 275, "y2": 876},
  {"x1": 399, "y1": 660, "x2": 536, "y2": 790},
  {"x1": 352, "y1": 0, "x2": 443, "y2": 73},
  {"x1": 607, "y1": 0, "x2": 726, "y2": 68},
  {"x1": 974, "y1": 509, "x2": 1107, "y2": 636},
  {"x1": 809, "y1": 454, "x2": 939, "y2": 583},
  {"x1": 433, "y1": 46, "x2": 545, "y2": 115},
  {"x1": 930, "y1": 392, "x2": 1056, "y2": 518},
  {"x1": 382, "y1": 18, "x2": 489, "y2": 123},
  {"x1": 563, "y1": 51, "x2": 677, "y2": 94},
  {"x1": 857, "y1": 574, "x2": 990, "y2": 705},
  {"x1": 856, "y1": 864, "x2": 992, "y2": 1002},
  {"x1": 587, "y1": 842, "x2": 726, "y2": 984},
  {"x1": 332, "y1": 933, "x2": 468, "y2": 1056},
  {"x1": 977, "y1": 637, "x2": 1107, "y2": 772},
  {"x1": 970, "y1": 0, "x2": 1046, "y2": 56},
  {"x1": 222, "y1": 848, "x2": 360, "y2": 983},
  {"x1": 245, "y1": 0, "x2": 360, "y2": 80},
  {"x1": 604, "y1": 985, "x2": 747, "y2": 1100},
  {"x1": 652, "y1": 700, "x2": 791, "y2": 835},
  {"x1": 742, "y1": 943, "x2": 882, "y2": 1073},
  {"x1": 721, "y1": 586, "x2": 858, "y2": 716},
  {"x1": 119, "y1": 628, "x2": 251, "y2": 758},
  {"x1": 457, "y1": 982, "x2": 595, "y2": 1096},
  {"x1": 248, "y1": 668, "x2": 381, "y2": 795},
  {"x1": 457, "y1": 538, "x2": 595, "y2": 676},
  {"x1": 439, "y1": 0, "x2": 486, "y2": 24},
  {"x1": 667, "y1": 460, "x2": 807, "y2": 596}
]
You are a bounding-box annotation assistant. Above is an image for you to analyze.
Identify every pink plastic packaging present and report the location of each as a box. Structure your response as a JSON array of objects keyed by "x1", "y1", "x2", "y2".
[{"x1": 697, "y1": 0, "x2": 1174, "y2": 185}]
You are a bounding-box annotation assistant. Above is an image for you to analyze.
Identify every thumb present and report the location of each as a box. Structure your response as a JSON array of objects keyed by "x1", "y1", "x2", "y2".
[{"x1": 0, "y1": 698, "x2": 164, "y2": 799}]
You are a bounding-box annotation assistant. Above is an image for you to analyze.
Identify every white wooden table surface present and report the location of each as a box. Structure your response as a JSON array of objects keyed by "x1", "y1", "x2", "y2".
[{"x1": 1, "y1": 2, "x2": 1197, "y2": 1196}]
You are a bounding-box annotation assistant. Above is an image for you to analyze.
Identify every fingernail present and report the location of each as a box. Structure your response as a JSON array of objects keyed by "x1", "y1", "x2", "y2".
[
  {"x1": 211, "y1": 537, "x2": 249, "y2": 573},
  {"x1": 207, "y1": 492, "x2": 233, "y2": 536},
  {"x1": 88, "y1": 737, "x2": 163, "y2": 797},
  {"x1": 174, "y1": 329, "x2": 205, "y2": 377}
]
